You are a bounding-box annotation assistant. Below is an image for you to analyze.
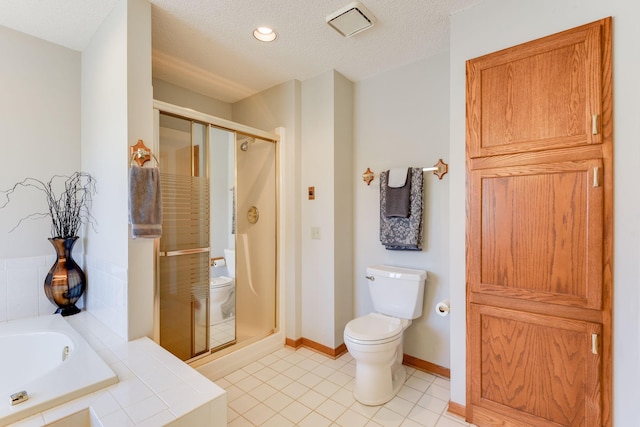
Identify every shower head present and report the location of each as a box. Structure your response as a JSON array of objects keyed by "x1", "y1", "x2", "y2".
[{"x1": 240, "y1": 138, "x2": 254, "y2": 151}]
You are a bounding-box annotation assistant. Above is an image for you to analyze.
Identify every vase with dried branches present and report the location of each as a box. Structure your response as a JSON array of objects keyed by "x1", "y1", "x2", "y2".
[{"x1": 0, "y1": 172, "x2": 97, "y2": 316}]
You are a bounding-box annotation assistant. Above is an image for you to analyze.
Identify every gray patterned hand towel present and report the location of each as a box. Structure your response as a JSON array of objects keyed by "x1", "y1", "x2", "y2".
[
  {"x1": 385, "y1": 168, "x2": 411, "y2": 218},
  {"x1": 379, "y1": 168, "x2": 424, "y2": 250},
  {"x1": 129, "y1": 166, "x2": 162, "y2": 239}
]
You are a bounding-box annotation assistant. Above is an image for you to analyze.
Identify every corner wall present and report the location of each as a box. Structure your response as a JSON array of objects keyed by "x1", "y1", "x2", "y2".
[
  {"x1": 81, "y1": 0, "x2": 153, "y2": 340},
  {"x1": 0, "y1": 26, "x2": 81, "y2": 320},
  {"x1": 300, "y1": 70, "x2": 354, "y2": 350},
  {"x1": 333, "y1": 72, "x2": 354, "y2": 345}
]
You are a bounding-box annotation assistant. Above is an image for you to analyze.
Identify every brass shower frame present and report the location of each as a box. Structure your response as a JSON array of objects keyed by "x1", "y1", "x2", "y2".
[{"x1": 152, "y1": 100, "x2": 280, "y2": 365}]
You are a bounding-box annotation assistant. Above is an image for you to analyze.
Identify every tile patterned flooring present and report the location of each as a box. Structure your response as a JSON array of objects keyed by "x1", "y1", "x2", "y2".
[{"x1": 216, "y1": 346, "x2": 476, "y2": 427}]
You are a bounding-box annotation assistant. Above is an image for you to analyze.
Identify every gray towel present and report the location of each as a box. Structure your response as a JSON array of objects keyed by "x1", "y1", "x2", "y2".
[
  {"x1": 379, "y1": 168, "x2": 424, "y2": 251},
  {"x1": 129, "y1": 166, "x2": 162, "y2": 239},
  {"x1": 385, "y1": 168, "x2": 411, "y2": 217}
]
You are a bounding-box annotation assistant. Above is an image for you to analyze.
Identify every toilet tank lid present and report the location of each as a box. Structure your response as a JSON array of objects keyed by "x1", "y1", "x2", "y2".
[{"x1": 367, "y1": 265, "x2": 426, "y2": 281}]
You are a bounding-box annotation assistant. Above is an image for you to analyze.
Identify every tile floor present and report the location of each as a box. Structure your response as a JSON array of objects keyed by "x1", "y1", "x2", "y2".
[{"x1": 216, "y1": 346, "x2": 476, "y2": 427}]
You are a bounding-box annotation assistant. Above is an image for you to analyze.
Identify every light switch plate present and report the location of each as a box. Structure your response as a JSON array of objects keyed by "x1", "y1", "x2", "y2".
[{"x1": 311, "y1": 227, "x2": 321, "y2": 239}]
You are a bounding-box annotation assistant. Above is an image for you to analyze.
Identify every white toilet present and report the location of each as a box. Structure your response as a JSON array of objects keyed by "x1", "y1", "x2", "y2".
[
  {"x1": 209, "y1": 276, "x2": 235, "y2": 324},
  {"x1": 210, "y1": 249, "x2": 236, "y2": 324},
  {"x1": 344, "y1": 265, "x2": 426, "y2": 406}
]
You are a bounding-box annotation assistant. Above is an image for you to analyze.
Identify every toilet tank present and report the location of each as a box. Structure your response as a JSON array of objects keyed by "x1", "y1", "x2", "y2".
[
  {"x1": 367, "y1": 265, "x2": 427, "y2": 319},
  {"x1": 224, "y1": 248, "x2": 235, "y2": 278}
]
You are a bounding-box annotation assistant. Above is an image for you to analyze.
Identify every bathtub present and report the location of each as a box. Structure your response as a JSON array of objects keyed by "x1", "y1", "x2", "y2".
[{"x1": 0, "y1": 315, "x2": 118, "y2": 426}]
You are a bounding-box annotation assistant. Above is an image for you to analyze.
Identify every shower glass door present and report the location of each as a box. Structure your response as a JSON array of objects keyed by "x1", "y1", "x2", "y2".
[
  {"x1": 153, "y1": 101, "x2": 279, "y2": 362},
  {"x1": 157, "y1": 113, "x2": 210, "y2": 361}
]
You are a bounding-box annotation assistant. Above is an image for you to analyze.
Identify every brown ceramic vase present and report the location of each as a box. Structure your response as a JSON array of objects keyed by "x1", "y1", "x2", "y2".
[{"x1": 44, "y1": 237, "x2": 86, "y2": 316}]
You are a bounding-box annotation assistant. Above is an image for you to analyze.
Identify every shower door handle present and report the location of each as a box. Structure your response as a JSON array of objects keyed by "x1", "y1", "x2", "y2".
[{"x1": 159, "y1": 247, "x2": 210, "y2": 257}]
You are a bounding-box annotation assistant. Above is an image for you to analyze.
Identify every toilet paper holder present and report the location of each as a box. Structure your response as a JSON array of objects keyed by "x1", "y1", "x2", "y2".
[
  {"x1": 435, "y1": 300, "x2": 450, "y2": 316},
  {"x1": 211, "y1": 256, "x2": 225, "y2": 267}
]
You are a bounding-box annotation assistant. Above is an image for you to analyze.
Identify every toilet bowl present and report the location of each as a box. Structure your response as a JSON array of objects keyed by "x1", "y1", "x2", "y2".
[
  {"x1": 344, "y1": 265, "x2": 426, "y2": 406},
  {"x1": 209, "y1": 276, "x2": 235, "y2": 324},
  {"x1": 344, "y1": 313, "x2": 411, "y2": 405}
]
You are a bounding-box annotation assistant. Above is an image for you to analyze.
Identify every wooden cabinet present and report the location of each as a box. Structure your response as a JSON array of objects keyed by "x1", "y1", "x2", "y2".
[
  {"x1": 466, "y1": 18, "x2": 612, "y2": 426},
  {"x1": 469, "y1": 304, "x2": 601, "y2": 426},
  {"x1": 468, "y1": 159, "x2": 603, "y2": 310},
  {"x1": 466, "y1": 20, "x2": 607, "y2": 158}
]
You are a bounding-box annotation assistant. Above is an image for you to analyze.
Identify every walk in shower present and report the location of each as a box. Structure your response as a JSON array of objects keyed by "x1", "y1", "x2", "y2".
[{"x1": 154, "y1": 102, "x2": 278, "y2": 362}]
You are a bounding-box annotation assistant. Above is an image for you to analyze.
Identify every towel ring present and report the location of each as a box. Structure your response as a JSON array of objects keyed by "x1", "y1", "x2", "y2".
[{"x1": 129, "y1": 139, "x2": 159, "y2": 167}]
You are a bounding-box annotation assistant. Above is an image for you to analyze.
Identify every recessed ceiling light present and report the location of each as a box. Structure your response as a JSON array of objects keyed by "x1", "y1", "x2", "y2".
[{"x1": 253, "y1": 27, "x2": 278, "y2": 42}]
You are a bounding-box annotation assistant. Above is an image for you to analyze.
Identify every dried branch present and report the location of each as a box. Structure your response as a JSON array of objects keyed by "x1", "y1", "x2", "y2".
[{"x1": 0, "y1": 172, "x2": 97, "y2": 238}]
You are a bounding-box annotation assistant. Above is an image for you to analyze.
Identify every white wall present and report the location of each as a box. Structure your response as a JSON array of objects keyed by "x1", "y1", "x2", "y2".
[
  {"x1": 125, "y1": 0, "x2": 154, "y2": 341},
  {"x1": 0, "y1": 26, "x2": 81, "y2": 321},
  {"x1": 353, "y1": 53, "x2": 451, "y2": 367},
  {"x1": 297, "y1": 70, "x2": 355, "y2": 349},
  {"x1": 0, "y1": 26, "x2": 81, "y2": 258},
  {"x1": 333, "y1": 72, "x2": 354, "y2": 345},
  {"x1": 81, "y1": 0, "x2": 153, "y2": 340},
  {"x1": 81, "y1": 0, "x2": 128, "y2": 270},
  {"x1": 449, "y1": 1, "x2": 640, "y2": 423},
  {"x1": 300, "y1": 71, "x2": 341, "y2": 348}
]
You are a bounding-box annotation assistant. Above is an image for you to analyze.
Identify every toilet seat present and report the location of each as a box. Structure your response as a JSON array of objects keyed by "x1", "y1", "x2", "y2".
[
  {"x1": 210, "y1": 276, "x2": 233, "y2": 289},
  {"x1": 345, "y1": 313, "x2": 405, "y2": 345}
]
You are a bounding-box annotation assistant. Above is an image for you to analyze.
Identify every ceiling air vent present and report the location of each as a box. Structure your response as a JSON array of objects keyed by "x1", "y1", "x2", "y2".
[{"x1": 326, "y1": 1, "x2": 376, "y2": 38}]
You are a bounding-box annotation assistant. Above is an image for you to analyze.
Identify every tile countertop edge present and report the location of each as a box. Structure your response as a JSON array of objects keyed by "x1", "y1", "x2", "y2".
[{"x1": 8, "y1": 312, "x2": 227, "y2": 427}]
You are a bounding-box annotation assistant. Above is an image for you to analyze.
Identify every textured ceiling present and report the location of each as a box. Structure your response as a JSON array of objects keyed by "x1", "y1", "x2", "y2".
[{"x1": 0, "y1": 0, "x2": 481, "y2": 103}]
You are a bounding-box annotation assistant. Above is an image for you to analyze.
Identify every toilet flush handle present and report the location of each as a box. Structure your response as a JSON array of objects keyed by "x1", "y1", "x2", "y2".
[{"x1": 365, "y1": 275, "x2": 375, "y2": 281}]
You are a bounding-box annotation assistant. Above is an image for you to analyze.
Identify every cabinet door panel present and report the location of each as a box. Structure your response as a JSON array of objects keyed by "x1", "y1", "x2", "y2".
[
  {"x1": 466, "y1": 17, "x2": 612, "y2": 427},
  {"x1": 469, "y1": 304, "x2": 601, "y2": 426},
  {"x1": 468, "y1": 159, "x2": 603, "y2": 309},
  {"x1": 467, "y1": 20, "x2": 606, "y2": 158}
]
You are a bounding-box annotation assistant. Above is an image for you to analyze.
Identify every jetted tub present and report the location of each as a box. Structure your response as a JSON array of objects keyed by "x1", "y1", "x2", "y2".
[{"x1": 0, "y1": 315, "x2": 118, "y2": 426}]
